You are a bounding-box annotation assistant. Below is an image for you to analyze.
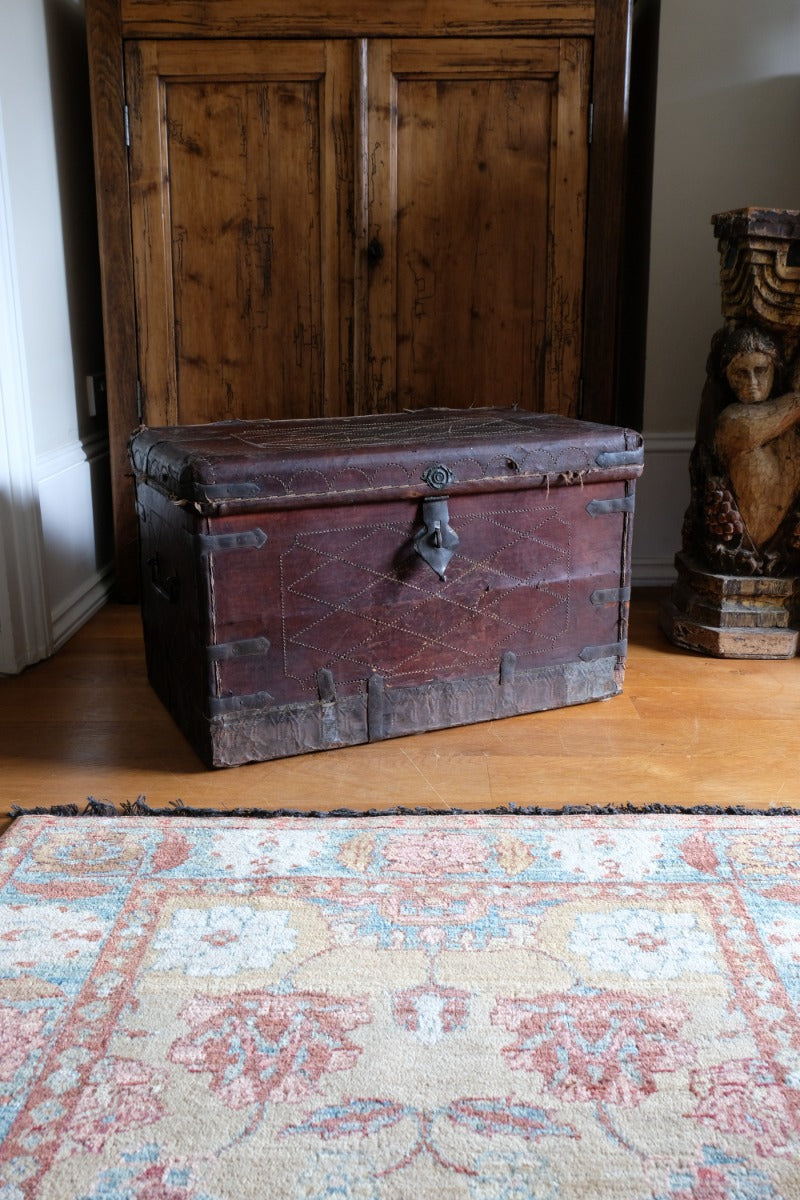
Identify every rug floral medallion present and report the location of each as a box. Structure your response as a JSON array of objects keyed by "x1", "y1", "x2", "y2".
[{"x1": 2, "y1": 812, "x2": 800, "y2": 1199}]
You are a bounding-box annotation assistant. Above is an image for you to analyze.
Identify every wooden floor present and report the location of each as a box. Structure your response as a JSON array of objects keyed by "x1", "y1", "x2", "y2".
[{"x1": 2, "y1": 589, "x2": 799, "y2": 832}]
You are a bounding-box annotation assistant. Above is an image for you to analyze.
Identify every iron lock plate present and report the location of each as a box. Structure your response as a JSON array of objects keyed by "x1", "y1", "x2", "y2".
[{"x1": 413, "y1": 495, "x2": 459, "y2": 580}]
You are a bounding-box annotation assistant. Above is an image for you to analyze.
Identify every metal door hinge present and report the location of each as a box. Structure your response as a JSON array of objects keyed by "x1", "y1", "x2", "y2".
[
  {"x1": 588, "y1": 102, "x2": 594, "y2": 145},
  {"x1": 135, "y1": 379, "x2": 143, "y2": 421},
  {"x1": 124, "y1": 104, "x2": 131, "y2": 148}
]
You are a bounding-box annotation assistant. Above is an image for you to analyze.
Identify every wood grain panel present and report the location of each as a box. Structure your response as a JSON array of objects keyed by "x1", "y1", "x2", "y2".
[
  {"x1": 395, "y1": 75, "x2": 551, "y2": 410},
  {"x1": 120, "y1": 0, "x2": 595, "y2": 39},
  {"x1": 86, "y1": 0, "x2": 141, "y2": 598},
  {"x1": 126, "y1": 39, "x2": 355, "y2": 426},
  {"x1": 168, "y1": 79, "x2": 324, "y2": 423},
  {"x1": 365, "y1": 38, "x2": 589, "y2": 415},
  {"x1": 363, "y1": 39, "x2": 397, "y2": 413},
  {"x1": 124, "y1": 41, "x2": 179, "y2": 425},
  {"x1": 582, "y1": 0, "x2": 632, "y2": 424},
  {"x1": 546, "y1": 37, "x2": 590, "y2": 414}
]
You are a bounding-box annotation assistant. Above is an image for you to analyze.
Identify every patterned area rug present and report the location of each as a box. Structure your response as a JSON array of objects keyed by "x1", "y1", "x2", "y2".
[{"x1": 2, "y1": 812, "x2": 800, "y2": 1199}]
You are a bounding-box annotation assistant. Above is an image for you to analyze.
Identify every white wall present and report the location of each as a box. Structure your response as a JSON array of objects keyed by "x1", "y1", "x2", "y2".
[
  {"x1": 645, "y1": 0, "x2": 800, "y2": 434},
  {"x1": 0, "y1": 0, "x2": 113, "y2": 670},
  {"x1": 0, "y1": 104, "x2": 51, "y2": 673},
  {"x1": 631, "y1": 0, "x2": 800, "y2": 581}
]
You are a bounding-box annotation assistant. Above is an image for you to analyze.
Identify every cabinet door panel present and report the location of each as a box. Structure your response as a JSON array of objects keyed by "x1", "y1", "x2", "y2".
[
  {"x1": 365, "y1": 38, "x2": 589, "y2": 416},
  {"x1": 125, "y1": 40, "x2": 355, "y2": 426}
]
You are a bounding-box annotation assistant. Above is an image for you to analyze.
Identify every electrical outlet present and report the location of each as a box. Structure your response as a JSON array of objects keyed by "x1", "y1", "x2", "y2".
[{"x1": 85, "y1": 372, "x2": 107, "y2": 420}]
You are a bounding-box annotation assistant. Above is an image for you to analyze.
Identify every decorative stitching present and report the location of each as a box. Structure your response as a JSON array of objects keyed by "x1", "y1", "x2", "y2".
[{"x1": 278, "y1": 504, "x2": 575, "y2": 692}]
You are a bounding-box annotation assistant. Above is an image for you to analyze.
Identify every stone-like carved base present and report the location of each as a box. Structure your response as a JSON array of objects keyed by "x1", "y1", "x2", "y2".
[{"x1": 660, "y1": 552, "x2": 800, "y2": 658}]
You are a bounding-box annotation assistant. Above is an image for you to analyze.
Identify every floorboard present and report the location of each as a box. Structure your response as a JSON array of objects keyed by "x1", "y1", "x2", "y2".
[{"x1": 2, "y1": 589, "x2": 798, "y2": 832}]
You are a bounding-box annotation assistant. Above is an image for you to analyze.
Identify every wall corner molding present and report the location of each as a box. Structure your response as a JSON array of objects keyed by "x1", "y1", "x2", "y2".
[
  {"x1": 0, "y1": 100, "x2": 52, "y2": 673},
  {"x1": 36, "y1": 427, "x2": 115, "y2": 655}
]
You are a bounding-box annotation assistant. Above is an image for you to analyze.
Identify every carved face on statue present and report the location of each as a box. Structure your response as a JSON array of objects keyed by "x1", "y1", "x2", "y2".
[
  {"x1": 718, "y1": 326, "x2": 781, "y2": 406},
  {"x1": 725, "y1": 350, "x2": 775, "y2": 405}
]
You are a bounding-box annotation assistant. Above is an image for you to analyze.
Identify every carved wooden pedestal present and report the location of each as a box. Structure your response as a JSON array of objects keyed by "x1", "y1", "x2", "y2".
[
  {"x1": 662, "y1": 207, "x2": 800, "y2": 658},
  {"x1": 660, "y1": 552, "x2": 800, "y2": 658}
]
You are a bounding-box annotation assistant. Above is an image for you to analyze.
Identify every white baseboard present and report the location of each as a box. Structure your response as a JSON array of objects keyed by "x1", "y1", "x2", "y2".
[
  {"x1": 50, "y1": 561, "x2": 115, "y2": 651},
  {"x1": 631, "y1": 432, "x2": 693, "y2": 587},
  {"x1": 36, "y1": 430, "x2": 115, "y2": 654}
]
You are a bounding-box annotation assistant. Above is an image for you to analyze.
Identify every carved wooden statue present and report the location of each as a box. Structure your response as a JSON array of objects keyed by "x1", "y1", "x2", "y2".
[
  {"x1": 684, "y1": 324, "x2": 800, "y2": 575},
  {"x1": 662, "y1": 208, "x2": 800, "y2": 657}
]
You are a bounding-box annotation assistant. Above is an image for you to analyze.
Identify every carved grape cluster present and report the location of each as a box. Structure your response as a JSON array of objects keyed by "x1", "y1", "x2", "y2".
[{"x1": 704, "y1": 481, "x2": 745, "y2": 541}]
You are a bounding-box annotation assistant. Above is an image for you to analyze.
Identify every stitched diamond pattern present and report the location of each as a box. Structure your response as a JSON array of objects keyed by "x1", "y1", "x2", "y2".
[{"x1": 279, "y1": 506, "x2": 571, "y2": 688}]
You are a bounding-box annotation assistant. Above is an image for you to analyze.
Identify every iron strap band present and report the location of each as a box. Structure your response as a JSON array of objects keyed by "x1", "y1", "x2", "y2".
[
  {"x1": 207, "y1": 637, "x2": 271, "y2": 661},
  {"x1": 590, "y1": 587, "x2": 631, "y2": 606},
  {"x1": 579, "y1": 641, "x2": 627, "y2": 662},
  {"x1": 208, "y1": 689, "x2": 275, "y2": 716},
  {"x1": 595, "y1": 448, "x2": 644, "y2": 469},
  {"x1": 368, "y1": 675, "x2": 388, "y2": 742},
  {"x1": 197, "y1": 528, "x2": 268, "y2": 554},
  {"x1": 586, "y1": 496, "x2": 635, "y2": 516}
]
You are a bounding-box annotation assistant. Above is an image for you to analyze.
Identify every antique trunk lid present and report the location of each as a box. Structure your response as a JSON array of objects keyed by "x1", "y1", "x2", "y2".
[{"x1": 129, "y1": 407, "x2": 643, "y2": 512}]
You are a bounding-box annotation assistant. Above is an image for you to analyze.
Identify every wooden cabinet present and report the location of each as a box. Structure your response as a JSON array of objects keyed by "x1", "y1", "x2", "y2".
[{"x1": 87, "y1": 0, "x2": 633, "y2": 596}]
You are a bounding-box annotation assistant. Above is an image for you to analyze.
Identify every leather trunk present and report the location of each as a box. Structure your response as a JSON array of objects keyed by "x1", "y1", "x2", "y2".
[{"x1": 129, "y1": 408, "x2": 644, "y2": 767}]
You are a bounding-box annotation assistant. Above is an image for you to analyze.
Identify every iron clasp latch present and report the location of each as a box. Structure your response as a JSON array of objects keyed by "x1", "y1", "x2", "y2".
[{"x1": 414, "y1": 496, "x2": 459, "y2": 580}]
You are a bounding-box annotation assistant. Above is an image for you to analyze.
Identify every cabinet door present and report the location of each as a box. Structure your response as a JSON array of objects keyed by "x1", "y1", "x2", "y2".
[
  {"x1": 364, "y1": 38, "x2": 590, "y2": 416},
  {"x1": 125, "y1": 40, "x2": 355, "y2": 426}
]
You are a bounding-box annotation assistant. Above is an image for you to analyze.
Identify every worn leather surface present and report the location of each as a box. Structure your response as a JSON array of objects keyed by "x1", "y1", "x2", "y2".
[{"x1": 130, "y1": 408, "x2": 643, "y2": 513}]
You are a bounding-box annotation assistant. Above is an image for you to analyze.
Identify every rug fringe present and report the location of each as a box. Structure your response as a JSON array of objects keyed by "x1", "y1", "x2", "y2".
[{"x1": 8, "y1": 797, "x2": 800, "y2": 820}]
